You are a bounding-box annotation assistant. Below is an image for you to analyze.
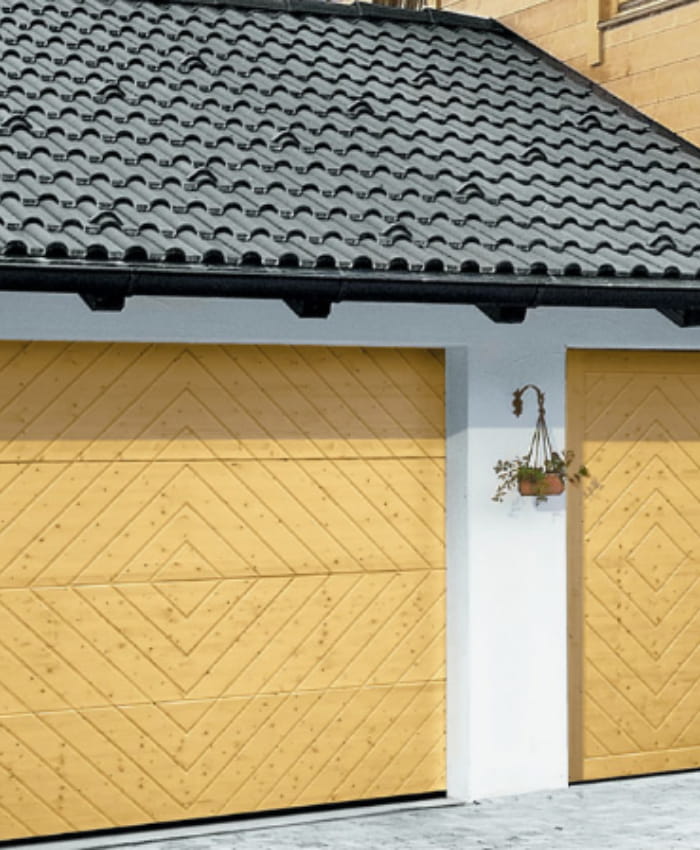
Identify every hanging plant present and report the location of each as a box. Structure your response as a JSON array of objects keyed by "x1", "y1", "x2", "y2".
[{"x1": 492, "y1": 384, "x2": 589, "y2": 504}]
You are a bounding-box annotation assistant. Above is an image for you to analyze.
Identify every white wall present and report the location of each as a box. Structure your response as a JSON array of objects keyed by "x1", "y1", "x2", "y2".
[{"x1": 6, "y1": 291, "x2": 700, "y2": 801}]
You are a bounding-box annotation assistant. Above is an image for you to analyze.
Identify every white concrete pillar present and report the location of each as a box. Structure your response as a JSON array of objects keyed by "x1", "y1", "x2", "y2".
[{"x1": 454, "y1": 336, "x2": 569, "y2": 799}]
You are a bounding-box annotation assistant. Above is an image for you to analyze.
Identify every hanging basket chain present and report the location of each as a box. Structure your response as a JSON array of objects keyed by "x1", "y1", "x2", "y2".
[{"x1": 512, "y1": 384, "x2": 557, "y2": 469}]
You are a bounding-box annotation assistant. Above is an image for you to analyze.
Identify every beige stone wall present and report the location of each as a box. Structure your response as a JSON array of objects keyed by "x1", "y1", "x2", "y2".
[{"x1": 445, "y1": 0, "x2": 700, "y2": 146}]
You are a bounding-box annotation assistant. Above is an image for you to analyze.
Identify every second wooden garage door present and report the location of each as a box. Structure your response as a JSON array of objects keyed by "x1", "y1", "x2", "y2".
[
  {"x1": 568, "y1": 350, "x2": 700, "y2": 781},
  {"x1": 0, "y1": 343, "x2": 446, "y2": 841}
]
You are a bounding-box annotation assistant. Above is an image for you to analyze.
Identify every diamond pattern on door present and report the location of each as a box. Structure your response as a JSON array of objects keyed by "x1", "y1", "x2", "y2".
[
  {"x1": 0, "y1": 343, "x2": 445, "y2": 840},
  {"x1": 568, "y1": 350, "x2": 700, "y2": 781}
]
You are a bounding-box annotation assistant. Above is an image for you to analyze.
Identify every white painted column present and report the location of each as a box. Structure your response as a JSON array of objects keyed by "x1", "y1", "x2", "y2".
[
  {"x1": 458, "y1": 336, "x2": 570, "y2": 799},
  {"x1": 445, "y1": 347, "x2": 471, "y2": 800}
]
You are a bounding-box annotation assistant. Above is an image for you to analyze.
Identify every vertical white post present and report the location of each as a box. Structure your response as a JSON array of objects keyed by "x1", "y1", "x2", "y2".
[
  {"x1": 461, "y1": 340, "x2": 569, "y2": 798},
  {"x1": 445, "y1": 347, "x2": 471, "y2": 799}
]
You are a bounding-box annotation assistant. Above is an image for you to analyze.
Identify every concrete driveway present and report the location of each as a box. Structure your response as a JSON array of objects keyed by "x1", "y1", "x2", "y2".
[{"x1": 68, "y1": 771, "x2": 700, "y2": 850}]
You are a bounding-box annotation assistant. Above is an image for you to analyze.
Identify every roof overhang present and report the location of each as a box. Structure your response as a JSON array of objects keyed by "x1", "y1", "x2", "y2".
[{"x1": 2, "y1": 261, "x2": 700, "y2": 327}]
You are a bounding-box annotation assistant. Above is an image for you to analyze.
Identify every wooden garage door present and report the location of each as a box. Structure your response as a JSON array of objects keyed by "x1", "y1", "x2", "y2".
[
  {"x1": 568, "y1": 350, "x2": 700, "y2": 781},
  {"x1": 0, "y1": 342, "x2": 445, "y2": 841}
]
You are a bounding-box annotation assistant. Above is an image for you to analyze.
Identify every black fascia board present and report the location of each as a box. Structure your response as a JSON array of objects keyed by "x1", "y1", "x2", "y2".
[{"x1": 2, "y1": 261, "x2": 700, "y2": 313}]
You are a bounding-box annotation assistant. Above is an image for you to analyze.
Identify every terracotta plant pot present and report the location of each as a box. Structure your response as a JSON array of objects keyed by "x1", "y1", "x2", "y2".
[{"x1": 518, "y1": 472, "x2": 565, "y2": 498}]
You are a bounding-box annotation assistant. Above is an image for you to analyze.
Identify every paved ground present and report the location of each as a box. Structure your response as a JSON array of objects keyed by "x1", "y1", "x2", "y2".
[{"x1": 104, "y1": 771, "x2": 700, "y2": 850}]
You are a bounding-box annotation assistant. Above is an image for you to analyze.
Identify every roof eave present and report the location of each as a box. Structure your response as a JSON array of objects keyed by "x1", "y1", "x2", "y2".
[{"x1": 1, "y1": 261, "x2": 699, "y2": 326}]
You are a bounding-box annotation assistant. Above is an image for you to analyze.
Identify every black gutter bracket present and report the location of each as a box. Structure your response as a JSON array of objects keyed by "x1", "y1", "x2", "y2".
[
  {"x1": 77, "y1": 268, "x2": 141, "y2": 313},
  {"x1": 478, "y1": 304, "x2": 528, "y2": 324},
  {"x1": 79, "y1": 270, "x2": 135, "y2": 312},
  {"x1": 80, "y1": 291, "x2": 127, "y2": 312},
  {"x1": 284, "y1": 295, "x2": 333, "y2": 318},
  {"x1": 657, "y1": 307, "x2": 700, "y2": 328}
]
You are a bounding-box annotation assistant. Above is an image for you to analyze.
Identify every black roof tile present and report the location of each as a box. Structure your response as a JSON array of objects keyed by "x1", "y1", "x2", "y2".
[{"x1": 0, "y1": 0, "x2": 699, "y2": 288}]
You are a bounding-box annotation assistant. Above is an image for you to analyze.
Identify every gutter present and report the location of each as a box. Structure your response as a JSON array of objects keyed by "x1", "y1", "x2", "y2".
[{"x1": 1, "y1": 261, "x2": 700, "y2": 325}]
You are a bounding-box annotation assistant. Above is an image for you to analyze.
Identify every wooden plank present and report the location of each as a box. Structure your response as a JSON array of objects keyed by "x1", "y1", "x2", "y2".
[
  {"x1": 502, "y1": 0, "x2": 587, "y2": 38},
  {"x1": 332, "y1": 682, "x2": 444, "y2": 801},
  {"x1": 336, "y1": 459, "x2": 445, "y2": 567},
  {"x1": 276, "y1": 460, "x2": 437, "y2": 572},
  {"x1": 335, "y1": 571, "x2": 444, "y2": 688},
  {"x1": 229, "y1": 458, "x2": 381, "y2": 576},
  {"x1": 644, "y1": 90, "x2": 700, "y2": 131},
  {"x1": 583, "y1": 744, "x2": 700, "y2": 779},
  {"x1": 285, "y1": 683, "x2": 444, "y2": 808},
  {"x1": 313, "y1": 347, "x2": 443, "y2": 458},
  {"x1": 360, "y1": 348, "x2": 445, "y2": 436},
  {"x1": 683, "y1": 126, "x2": 700, "y2": 145},
  {"x1": 397, "y1": 734, "x2": 446, "y2": 795},
  {"x1": 297, "y1": 572, "x2": 431, "y2": 691},
  {"x1": 444, "y1": 0, "x2": 549, "y2": 15},
  {"x1": 605, "y1": 54, "x2": 700, "y2": 107},
  {"x1": 0, "y1": 725, "x2": 75, "y2": 838},
  {"x1": 537, "y1": 22, "x2": 593, "y2": 62},
  {"x1": 220, "y1": 690, "x2": 351, "y2": 813},
  {"x1": 1, "y1": 713, "x2": 146, "y2": 830}
]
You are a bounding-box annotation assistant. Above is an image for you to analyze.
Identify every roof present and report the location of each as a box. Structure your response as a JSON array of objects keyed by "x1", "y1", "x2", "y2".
[{"x1": 2, "y1": 0, "x2": 700, "y2": 321}]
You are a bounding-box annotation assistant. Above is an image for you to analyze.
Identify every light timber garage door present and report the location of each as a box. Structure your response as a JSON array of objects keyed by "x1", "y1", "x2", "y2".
[
  {"x1": 568, "y1": 350, "x2": 700, "y2": 781},
  {"x1": 0, "y1": 342, "x2": 446, "y2": 841}
]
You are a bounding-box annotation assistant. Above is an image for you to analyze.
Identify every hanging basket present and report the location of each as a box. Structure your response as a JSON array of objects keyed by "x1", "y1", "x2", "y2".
[
  {"x1": 513, "y1": 384, "x2": 567, "y2": 499},
  {"x1": 493, "y1": 383, "x2": 590, "y2": 503},
  {"x1": 518, "y1": 471, "x2": 565, "y2": 498},
  {"x1": 493, "y1": 385, "x2": 589, "y2": 504}
]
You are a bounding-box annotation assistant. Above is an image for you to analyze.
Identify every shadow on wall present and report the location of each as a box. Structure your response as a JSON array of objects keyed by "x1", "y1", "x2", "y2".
[{"x1": 0, "y1": 340, "x2": 445, "y2": 456}]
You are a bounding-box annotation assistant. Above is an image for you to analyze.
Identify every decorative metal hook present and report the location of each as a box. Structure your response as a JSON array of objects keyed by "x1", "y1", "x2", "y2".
[{"x1": 512, "y1": 384, "x2": 546, "y2": 419}]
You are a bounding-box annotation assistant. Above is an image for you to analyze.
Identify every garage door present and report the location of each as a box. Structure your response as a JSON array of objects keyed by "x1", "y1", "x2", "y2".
[
  {"x1": 0, "y1": 342, "x2": 446, "y2": 841},
  {"x1": 568, "y1": 350, "x2": 700, "y2": 781}
]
